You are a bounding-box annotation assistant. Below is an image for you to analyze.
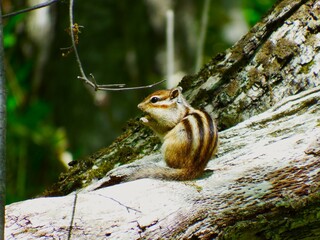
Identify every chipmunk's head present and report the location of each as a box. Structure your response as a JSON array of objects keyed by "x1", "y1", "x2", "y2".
[{"x1": 138, "y1": 87, "x2": 189, "y2": 128}]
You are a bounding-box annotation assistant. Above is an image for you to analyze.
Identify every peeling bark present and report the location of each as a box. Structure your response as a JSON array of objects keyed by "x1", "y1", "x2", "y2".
[
  {"x1": 5, "y1": 86, "x2": 320, "y2": 239},
  {"x1": 44, "y1": 0, "x2": 320, "y2": 196},
  {"x1": 5, "y1": 0, "x2": 320, "y2": 239}
]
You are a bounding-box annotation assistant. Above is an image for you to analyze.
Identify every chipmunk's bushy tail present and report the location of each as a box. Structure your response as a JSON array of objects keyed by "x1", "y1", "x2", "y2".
[{"x1": 126, "y1": 166, "x2": 203, "y2": 181}]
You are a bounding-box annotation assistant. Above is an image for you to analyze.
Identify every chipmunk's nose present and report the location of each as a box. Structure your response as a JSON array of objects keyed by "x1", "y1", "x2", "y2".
[{"x1": 137, "y1": 103, "x2": 143, "y2": 110}]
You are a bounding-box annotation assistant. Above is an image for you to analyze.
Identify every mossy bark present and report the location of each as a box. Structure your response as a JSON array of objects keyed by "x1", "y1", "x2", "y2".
[
  {"x1": 6, "y1": 87, "x2": 320, "y2": 239},
  {"x1": 45, "y1": 0, "x2": 318, "y2": 197},
  {"x1": 15, "y1": 0, "x2": 318, "y2": 238}
]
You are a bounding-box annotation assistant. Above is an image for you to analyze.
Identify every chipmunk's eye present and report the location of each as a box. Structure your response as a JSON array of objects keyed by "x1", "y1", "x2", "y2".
[{"x1": 150, "y1": 96, "x2": 160, "y2": 103}]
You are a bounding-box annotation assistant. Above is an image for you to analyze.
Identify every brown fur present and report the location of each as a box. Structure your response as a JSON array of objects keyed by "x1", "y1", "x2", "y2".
[{"x1": 133, "y1": 87, "x2": 218, "y2": 181}]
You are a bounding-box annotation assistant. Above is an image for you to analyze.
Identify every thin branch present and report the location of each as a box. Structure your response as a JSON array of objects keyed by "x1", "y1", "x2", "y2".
[
  {"x1": 2, "y1": 0, "x2": 59, "y2": 19},
  {"x1": 67, "y1": 193, "x2": 77, "y2": 240},
  {"x1": 68, "y1": 0, "x2": 165, "y2": 91},
  {"x1": 68, "y1": 0, "x2": 87, "y2": 80},
  {"x1": 95, "y1": 193, "x2": 142, "y2": 213},
  {"x1": 80, "y1": 78, "x2": 166, "y2": 91}
]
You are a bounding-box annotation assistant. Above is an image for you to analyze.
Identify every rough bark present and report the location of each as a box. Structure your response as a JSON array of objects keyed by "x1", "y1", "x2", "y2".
[
  {"x1": 5, "y1": 0, "x2": 320, "y2": 239},
  {"x1": 5, "y1": 86, "x2": 320, "y2": 239},
  {"x1": 43, "y1": 0, "x2": 320, "y2": 197}
]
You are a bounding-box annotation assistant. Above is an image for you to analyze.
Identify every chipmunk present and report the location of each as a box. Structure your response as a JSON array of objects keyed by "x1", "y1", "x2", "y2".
[{"x1": 130, "y1": 87, "x2": 218, "y2": 181}]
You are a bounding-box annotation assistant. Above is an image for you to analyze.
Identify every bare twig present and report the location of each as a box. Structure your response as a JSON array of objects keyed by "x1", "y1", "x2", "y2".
[
  {"x1": 68, "y1": 0, "x2": 165, "y2": 91},
  {"x1": 2, "y1": 0, "x2": 59, "y2": 19},
  {"x1": 67, "y1": 193, "x2": 77, "y2": 240},
  {"x1": 95, "y1": 193, "x2": 142, "y2": 213}
]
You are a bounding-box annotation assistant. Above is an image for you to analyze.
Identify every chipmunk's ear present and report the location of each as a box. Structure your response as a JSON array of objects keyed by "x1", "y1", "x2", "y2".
[{"x1": 170, "y1": 87, "x2": 182, "y2": 100}]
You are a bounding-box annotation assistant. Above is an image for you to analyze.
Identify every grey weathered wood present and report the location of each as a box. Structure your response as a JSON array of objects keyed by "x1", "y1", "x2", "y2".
[
  {"x1": 5, "y1": 87, "x2": 320, "y2": 239},
  {"x1": 45, "y1": 0, "x2": 320, "y2": 195},
  {"x1": 5, "y1": 0, "x2": 320, "y2": 239}
]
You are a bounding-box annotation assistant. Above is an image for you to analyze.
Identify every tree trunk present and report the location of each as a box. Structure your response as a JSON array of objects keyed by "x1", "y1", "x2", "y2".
[
  {"x1": 5, "y1": 0, "x2": 320, "y2": 239},
  {"x1": 0, "y1": 3, "x2": 6, "y2": 240}
]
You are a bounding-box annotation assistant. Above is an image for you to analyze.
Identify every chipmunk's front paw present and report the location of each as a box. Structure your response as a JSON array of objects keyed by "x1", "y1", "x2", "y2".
[
  {"x1": 140, "y1": 116, "x2": 149, "y2": 123},
  {"x1": 140, "y1": 115, "x2": 154, "y2": 125}
]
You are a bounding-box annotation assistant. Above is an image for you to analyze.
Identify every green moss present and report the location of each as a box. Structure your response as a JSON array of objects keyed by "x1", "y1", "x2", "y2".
[
  {"x1": 86, "y1": 160, "x2": 115, "y2": 181},
  {"x1": 43, "y1": 117, "x2": 162, "y2": 196},
  {"x1": 225, "y1": 79, "x2": 240, "y2": 98},
  {"x1": 299, "y1": 60, "x2": 315, "y2": 74},
  {"x1": 219, "y1": 106, "x2": 241, "y2": 129},
  {"x1": 219, "y1": 92, "x2": 231, "y2": 106}
]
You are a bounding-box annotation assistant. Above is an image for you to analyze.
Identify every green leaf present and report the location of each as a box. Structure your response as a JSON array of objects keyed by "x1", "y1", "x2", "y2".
[{"x1": 4, "y1": 34, "x2": 16, "y2": 48}]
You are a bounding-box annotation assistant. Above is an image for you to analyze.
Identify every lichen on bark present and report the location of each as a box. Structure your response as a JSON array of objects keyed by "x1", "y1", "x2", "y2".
[{"x1": 45, "y1": 0, "x2": 320, "y2": 204}]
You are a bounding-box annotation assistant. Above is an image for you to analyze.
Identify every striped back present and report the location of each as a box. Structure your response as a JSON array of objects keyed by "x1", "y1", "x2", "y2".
[
  {"x1": 183, "y1": 110, "x2": 218, "y2": 169},
  {"x1": 163, "y1": 108, "x2": 218, "y2": 177}
]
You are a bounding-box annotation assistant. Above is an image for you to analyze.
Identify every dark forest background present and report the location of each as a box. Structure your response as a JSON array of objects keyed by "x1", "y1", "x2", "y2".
[{"x1": 3, "y1": 0, "x2": 274, "y2": 204}]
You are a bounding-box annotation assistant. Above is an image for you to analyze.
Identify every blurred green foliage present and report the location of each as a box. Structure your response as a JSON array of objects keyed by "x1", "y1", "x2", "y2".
[
  {"x1": 4, "y1": 14, "x2": 67, "y2": 203},
  {"x1": 242, "y1": 0, "x2": 275, "y2": 26},
  {"x1": 4, "y1": 0, "x2": 275, "y2": 204}
]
